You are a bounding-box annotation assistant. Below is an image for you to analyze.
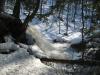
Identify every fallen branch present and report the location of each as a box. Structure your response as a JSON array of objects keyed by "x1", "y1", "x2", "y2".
[{"x1": 40, "y1": 58, "x2": 100, "y2": 66}]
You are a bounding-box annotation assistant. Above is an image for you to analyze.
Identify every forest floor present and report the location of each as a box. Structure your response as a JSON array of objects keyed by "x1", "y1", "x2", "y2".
[
  {"x1": 0, "y1": 42, "x2": 72, "y2": 75},
  {"x1": 0, "y1": 23, "x2": 82, "y2": 75},
  {"x1": 0, "y1": 49, "x2": 57, "y2": 75}
]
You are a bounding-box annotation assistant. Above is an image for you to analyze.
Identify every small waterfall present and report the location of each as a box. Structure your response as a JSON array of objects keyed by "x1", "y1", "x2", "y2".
[
  {"x1": 26, "y1": 25, "x2": 56, "y2": 52},
  {"x1": 26, "y1": 25, "x2": 71, "y2": 59}
]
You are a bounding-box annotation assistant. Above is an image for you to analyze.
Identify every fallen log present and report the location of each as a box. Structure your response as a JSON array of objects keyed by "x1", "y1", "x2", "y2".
[{"x1": 40, "y1": 58, "x2": 100, "y2": 66}]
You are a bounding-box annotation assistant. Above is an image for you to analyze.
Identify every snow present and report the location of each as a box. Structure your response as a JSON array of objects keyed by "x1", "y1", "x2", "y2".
[
  {"x1": 32, "y1": 22, "x2": 82, "y2": 44},
  {"x1": 0, "y1": 49, "x2": 56, "y2": 75},
  {"x1": 62, "y1": 32, "x2": 82, "y2": 44},
  {"x1": 0, "y1": 42, "x2": 81, "y2": 75},
  {"x1": 1, "y1": 0, "x2": 90, "y2": 74},
  {"x1": 26, "y1": 25, "x2": 81, "y2": 60},
  {"x1": 0, "y1": 42, "x2": 19, "y2": 53}
]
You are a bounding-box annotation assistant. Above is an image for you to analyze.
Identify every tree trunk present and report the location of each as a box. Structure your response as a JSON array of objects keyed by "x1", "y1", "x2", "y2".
[
  {"x1": 13, "y1": 0, "x2": 20, "y2": 19},
  {"x1": 66, "y1": 3, "x2": 69, "y2": 35},
  {"x1": 81, "y1": 0, "x2": 84, "y2": 43},
  {"x1": 24, "y1": 0, "x2": 40, "y2": 25},
  {"x1": 0, "y1": 0, "x2": 5, "y2": 13}
]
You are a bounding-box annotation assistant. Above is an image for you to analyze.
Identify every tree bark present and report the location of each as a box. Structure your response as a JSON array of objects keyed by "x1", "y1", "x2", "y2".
[
  {"x1": 41, "y1": 58, "x2": 100, "y2": 66},
  {"x1": 24, "y1": 0, "x2": 40, "y2": 25},
  {"x1": 0, "y1": 0, "x2": 5, "y2": 13},
  {"x1": 13, "y1": 0, "x2": 20, "y2": 19}
]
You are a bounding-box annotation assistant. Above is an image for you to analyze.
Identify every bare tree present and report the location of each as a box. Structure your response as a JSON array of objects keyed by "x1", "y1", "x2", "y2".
[
  {"x1": 13, "y1": 0, "x2": 21, "y2": 19},
  {"x1": 73, "y1": 1, "x2": 77, "y2": 29},
  {"x1": 81, "y1": 0, "x2": 84, "y2": 43},
  {"x1": 0, "y1": 0, "x2": 5, "y2": 13},
  {"x1": 24, "y1": 0, "x2": 40, "y2": 25},
  {"x1": 65, "y1": 3, "x2": 70, "y2": 35}
]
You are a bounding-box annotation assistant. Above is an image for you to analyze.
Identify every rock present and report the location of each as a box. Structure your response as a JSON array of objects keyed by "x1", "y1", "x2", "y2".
[
  {"x1": 71, "y1": 42, "x2": 87, "y2": 51},
  {"x1": 0, "y1": 42, "x2": 20, "y2": 54}
]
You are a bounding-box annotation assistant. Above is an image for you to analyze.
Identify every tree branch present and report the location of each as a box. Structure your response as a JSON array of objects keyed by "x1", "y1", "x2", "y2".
[{"x1": 24, "y1": 0, "x2": 40, "y2": 25}]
